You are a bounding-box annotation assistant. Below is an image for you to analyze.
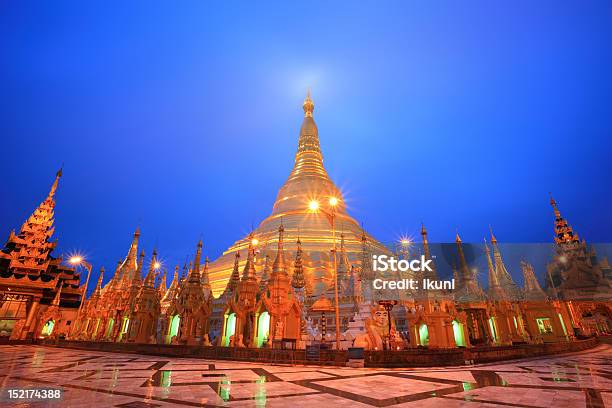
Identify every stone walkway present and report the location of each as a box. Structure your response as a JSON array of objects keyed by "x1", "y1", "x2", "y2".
[{"x1": 0, "y1": 344, "x2": 610, "y2": 407}]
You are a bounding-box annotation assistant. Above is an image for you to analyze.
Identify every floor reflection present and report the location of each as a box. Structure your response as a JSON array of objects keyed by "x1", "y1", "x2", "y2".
[{"x1": 0, "y1": 344, "x2": 609, "y2": 407}]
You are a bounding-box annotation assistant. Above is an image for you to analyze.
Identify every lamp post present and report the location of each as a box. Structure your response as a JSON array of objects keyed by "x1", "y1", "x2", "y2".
[
  {"x1": 308, "y1": 197, "x2": 341, "y2": 350},
  {"x1": 68, "y1": 256, "x2": 92, "y2": 339}
]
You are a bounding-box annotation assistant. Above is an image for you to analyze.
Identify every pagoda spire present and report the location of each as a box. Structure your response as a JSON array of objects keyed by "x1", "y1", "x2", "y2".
[
  {"x1": 292, "y1": 237, "x2": 306, "y2": 289},
  {"x1": 421, "y1": 223, "x2": 429, "y2": 252},
  {"x1": 242, "y1": 234, "x2": 258, "y2": 282},
  {"x1": 521, "y1": 260, "x2": 548, "y2": 300},
  {"x1": 132, "y1": 249, "x2": 144, "y2": 285},
  {"x1": 421, "y1": 222, "x2": 438, "y2": 279},
  {"x1": 158, "y1": 267, "x2": 167, "y2": 297},
  {"x1": 227, "y1": 252, "x2": 241, "y2": 292},
  {"x1": 456, "y1": 233, "x2": 468, "y2": 278},
  {"x1": 550, "y1": 193, "x2": 561, "y2": 218},
  {"x1": 490, "y1": 228, "x2": 521, "y2": 300},
  {"x1": 260, "y1": 254, "x2": 271, "y2": 290},
  {"x1": 172, "y1": 266, "x2": 179, "y2": 284},
  {"x1": 120, "y1": 228, "x2": 141, "y2": 275},
  {"x1": 143, "y1": 249, "x2": 158, "y2": 288},
  {"x1": 297, "y1": 89, "x2": 321, "y2": 155},
  {"x1": 549, "y1": 194, "x2": 580, "y2": 247},
  {"x1": 107, "y1": 259, "x2": 123, "y2": 291},
  {"x1": 48, "y1": 168, "x2": 62, "y2": 199},
  {"x1": 5, "y1": 169, "x2": 65, "y2": 276},
  {"x1": 181, "y1": 262, "x2": 189, "y2": 283},
  {"x1": 455, "y1": 232, "x2": 485, "y2": 302},
  {"x1": 93, "y1": 267, "x2": 104, "y2": 296},
  {"x1": 189, "y1": 240, "x2": 203, "y2": 283},
  {"x1": 271, "y1": 89, "x2": 343, "y2": 217},
  {"x1": 52, "y1": 282, "x2": 63, "y2": 307},
  {"x1": 489, "y1": 225, "x2": 497, "y2": 244},
  {"x1": 303, "y1": 89, "x2": 314, "y2": 117},
  {"x1": 485, "y1": 239, "x2": 506, "y2": 300},
  {"x1": 161, "y1": 266, "x2": 180, "y2": 304},
  {"x1": 201, "y1": 256, "x2": 210, "y2": 287},
  {"x1": 272, "y1": 225, "x2": 287, "y2": 277},
  {"x1": 202, "y1": 259, "x2": 212, "y2": 299}
]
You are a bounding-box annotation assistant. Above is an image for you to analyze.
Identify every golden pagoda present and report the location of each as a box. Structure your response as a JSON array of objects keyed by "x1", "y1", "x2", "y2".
[
  {"x1": 207, "y1": 92, "x2": 389, "y2": 296},
  {"x1": 0, "y1": 169, "x2": 82, "y2": 340}
]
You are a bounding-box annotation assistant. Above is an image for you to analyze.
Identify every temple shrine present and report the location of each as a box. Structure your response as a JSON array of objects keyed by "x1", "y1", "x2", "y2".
[
  {"x1": 1, "y1": 94, "x2": 611, "y2": 351},
  {"x1": 0, "y1": 170, "x2": 82, "y2": 340}
]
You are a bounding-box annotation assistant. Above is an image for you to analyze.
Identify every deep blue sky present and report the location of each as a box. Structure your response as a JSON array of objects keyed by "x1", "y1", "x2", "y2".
[{"x1": 1, "y1": 2, "x2": 611, "y2": 292}]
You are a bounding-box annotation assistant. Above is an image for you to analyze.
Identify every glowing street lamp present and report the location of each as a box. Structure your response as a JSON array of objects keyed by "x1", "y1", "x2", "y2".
[
  {"x1": 307, "y1": 196, "x2": 342, "y2": 351},
  {"x1": 69, "y1": 256, "x2": 83, "y2": 265},
  {"x1": 68, "y1": 255, "x2": 93, "y2": 339}
]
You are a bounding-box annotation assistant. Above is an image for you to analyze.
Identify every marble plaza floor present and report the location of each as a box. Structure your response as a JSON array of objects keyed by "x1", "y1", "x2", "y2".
[{"x1": 0, "y1": 344, "x2": 611, "y2": 408}]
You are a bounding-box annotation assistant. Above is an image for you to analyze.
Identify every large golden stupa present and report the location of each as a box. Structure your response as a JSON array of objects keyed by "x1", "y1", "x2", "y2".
[{"x1": 208, "y1": 92, "x2": 389, "y2": 296}]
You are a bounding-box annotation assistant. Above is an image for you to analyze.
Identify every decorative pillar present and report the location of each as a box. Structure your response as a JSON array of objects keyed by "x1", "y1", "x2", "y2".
[{"x1": 21, "y1": 298, "x2": 40, "y2": 339}]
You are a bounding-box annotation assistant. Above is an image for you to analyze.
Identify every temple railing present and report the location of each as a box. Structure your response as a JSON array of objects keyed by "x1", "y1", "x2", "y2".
[
  {"x1": 42, "y1": 340, "x2": 348, "y2": 366},
  {"x1": 42, "y1": 337, "x2": 599, "y2": 367},
  {"x1": 365, "y1": 337, "x2": 599, "y2": 366}
]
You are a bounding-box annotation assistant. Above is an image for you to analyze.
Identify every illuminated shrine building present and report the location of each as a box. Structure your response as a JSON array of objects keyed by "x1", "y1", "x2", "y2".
[{"x1": 0, "y1": 170, "x2": 82, "y2": 340}]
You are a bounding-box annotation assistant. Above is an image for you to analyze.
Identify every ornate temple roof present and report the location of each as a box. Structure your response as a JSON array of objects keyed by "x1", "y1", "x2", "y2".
[{"x1": 0, "y1": 169, "x2": 82, "y2": 307}]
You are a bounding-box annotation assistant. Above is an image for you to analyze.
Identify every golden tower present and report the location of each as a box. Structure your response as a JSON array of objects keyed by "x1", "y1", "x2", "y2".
[{"x1": 208, "y1": 93, "x2": 389, "y2": 296}]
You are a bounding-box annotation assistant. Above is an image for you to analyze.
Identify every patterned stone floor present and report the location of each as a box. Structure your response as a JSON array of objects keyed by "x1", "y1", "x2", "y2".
[{"x1": 0, "y1": 344, "x2": 610, "y2": 407}]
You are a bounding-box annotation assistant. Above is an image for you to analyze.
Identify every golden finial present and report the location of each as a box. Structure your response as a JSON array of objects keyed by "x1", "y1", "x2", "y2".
[
  {"x1": 48, "y1": 167, "x2": 63, "y2": 198},
  {"x1": 489, "y1": 225, "x2": 497, "y2": 244},
  {"x1": 549, "y1": 192, "x2": 561, "y2": 217},
  {"x1": 303, "y1": 89, "x2": 314, "y2": 117}
]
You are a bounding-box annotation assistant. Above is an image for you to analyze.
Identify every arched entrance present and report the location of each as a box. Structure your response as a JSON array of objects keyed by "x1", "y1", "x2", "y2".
[
  {"x1": 167, "y1": 315, "x2": 180, "y2": 344},
  {"x1": 418, "y1": 323, "x2": 429, "y2": 346},
  {"x1": 41, "y1": 320, "x2": 55, "y2": 337},
  {"x1": 93, "y1": 318, "x2": 101, "y2": 338},
  {"x1": 117, "y1": 317, "x2": 130, "y2": 342},
  {"x1": 452, "y1": 320, "x2": 466, "y2": 347},
  {"x1": 488, "y1": 317, "x2": 498, "y2": 343},
  {"x1": 105, "y1": 318, "x2": 115, "y2": 338},
  {"x1": 224, "y1": 313, "x2": 236, "y2": 346},
  {"x1": 256, "y1": 312, "x2": 270, "y2": 347}
]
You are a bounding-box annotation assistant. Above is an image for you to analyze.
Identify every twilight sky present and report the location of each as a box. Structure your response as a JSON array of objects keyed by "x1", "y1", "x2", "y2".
[{"x1": 1, "y1": 2, "x2": 611, "y2": 292}]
